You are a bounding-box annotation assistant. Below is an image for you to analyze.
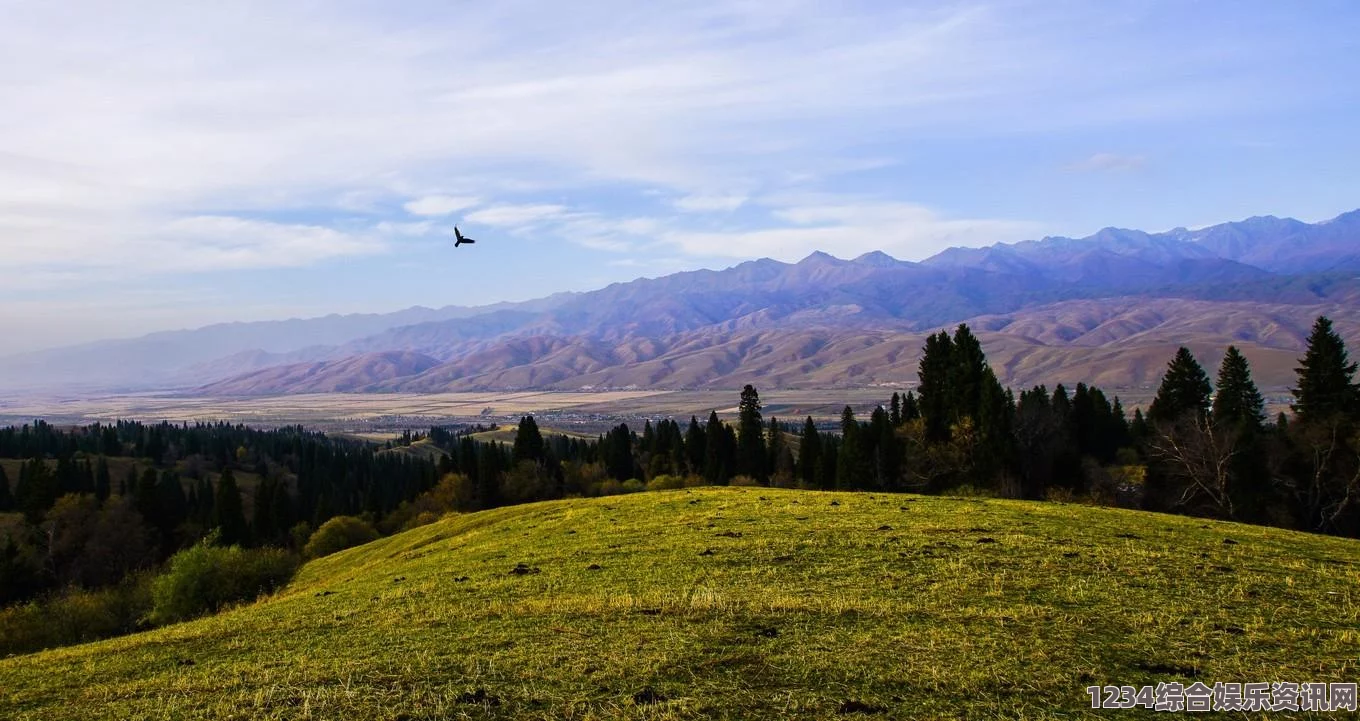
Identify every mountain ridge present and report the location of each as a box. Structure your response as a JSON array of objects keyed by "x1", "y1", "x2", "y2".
[{"x1": 3, "y1": 208, "x2": 1358, "y2": 394}]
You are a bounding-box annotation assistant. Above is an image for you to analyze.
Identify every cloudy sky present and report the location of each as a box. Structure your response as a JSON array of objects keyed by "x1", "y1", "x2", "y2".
[{"x1": 2, "y1": 0, "x2": 1358, "y2": 352}]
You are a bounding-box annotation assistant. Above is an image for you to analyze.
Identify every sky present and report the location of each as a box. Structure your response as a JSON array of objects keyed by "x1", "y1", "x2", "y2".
[{"x1": 2, "y1": 0, "x2": 1358, "y2": 353}]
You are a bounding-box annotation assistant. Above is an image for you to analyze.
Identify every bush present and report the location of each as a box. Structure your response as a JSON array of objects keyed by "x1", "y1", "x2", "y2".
[
  {"x1": 149, "y1": 540, "x2": 298, "y2": 625},
  {"x1": 0, "y1": 573, "x2": 153, "y2": 657},
  {"x1": 645, "y1": 475, "x2": 685, "y2": 491},
  {"x1": 620, "y1": 479, "x2": 645, "y2": 493},
  {"x1": 682, "y1": 474, "x2": 712, "y2": 488},
  {"x1": 729, "y1": 475, "x2": 763, "y2": 487},
  {"x1": 303, "y1": 516, "x2": 380, "y2": 559}
]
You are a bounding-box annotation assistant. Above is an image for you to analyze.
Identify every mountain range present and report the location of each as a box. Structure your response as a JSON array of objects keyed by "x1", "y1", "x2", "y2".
[{"x1": 4, "y1": 209, "x2": 1358, "y2": 396}]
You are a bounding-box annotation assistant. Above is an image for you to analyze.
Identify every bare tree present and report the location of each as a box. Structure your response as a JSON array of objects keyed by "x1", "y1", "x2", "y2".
[{"x1": 1147, "y1": 414, "x2": 1240, "y2": 519}]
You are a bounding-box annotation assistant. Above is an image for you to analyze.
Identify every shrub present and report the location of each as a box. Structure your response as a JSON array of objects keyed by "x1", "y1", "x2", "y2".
[
  {"x1": 645, "y1": 475, "x2": 685, "y2": 491},
  {"x1": 682, "y1": 474, "x2": 711, "y2": 488},
  {"x1": 0, "y1": 573, "x2": 153, "y2": 657},
  {"x1": 599, "y1": 479, "x2": 624, "y2": 496},
  {"x1": 729, "y1": 475, "x2": 762, "y2": 487},
  {"x1": 620, "y1": 479, "x2": 645, "y2": 494},
  {"x1": 303, "y1": 516, "x2": 380, "y2": 559},
  {"x1": 149, "y1": 540, "x2": 298, "y2": 625}
]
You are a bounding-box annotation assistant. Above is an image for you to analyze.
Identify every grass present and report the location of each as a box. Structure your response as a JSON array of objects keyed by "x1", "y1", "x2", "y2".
[{"x1": 3, "y1": 488, "x2": 1359, "y2": 719}]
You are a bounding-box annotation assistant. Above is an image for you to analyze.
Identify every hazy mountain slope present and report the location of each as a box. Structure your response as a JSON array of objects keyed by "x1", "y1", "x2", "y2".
[
  {"x1": 195, "y1": 351, "x2": 443, "y2": 395},
  {"x1": 4, "y1": 208, "x2": 1358, "y2": 394},
  {"x1": 0, "y1": 296, "x2": 576, "y2": 392},
  {"x1": 197, "y1": 297, "x2": 1359, "y2": 395},
  {"x1": 923, "y1": 209, "x2": 1360, "y2": 276}
]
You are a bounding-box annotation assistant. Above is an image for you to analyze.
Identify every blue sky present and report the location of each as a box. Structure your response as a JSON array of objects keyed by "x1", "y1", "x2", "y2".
[{"x1": 1, "y1": 0, "x2": 1358, "y2": 352}]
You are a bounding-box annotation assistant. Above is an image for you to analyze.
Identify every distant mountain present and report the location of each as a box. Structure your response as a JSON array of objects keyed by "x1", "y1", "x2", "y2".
[
  {"x1": 197, "y1": 297, "x2": 1360, "y2": 395},
  {"x1": 922, "y1": 210, "x2": 1360, "y2": 277},
  {"x1": 0, "y1": 294, "x2": 575, "y2": 391},
  {"x1": 4, "y1": 207, "x2": 1358, "y2": 395},
  {"x1": 197, "y1": 351, "x2": 443, "y2": 395}
]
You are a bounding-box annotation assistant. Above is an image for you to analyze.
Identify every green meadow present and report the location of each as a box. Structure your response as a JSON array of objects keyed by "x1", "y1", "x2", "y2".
[{"x1": 3, "y1": 487, "x2": 1358, "y2": 719}]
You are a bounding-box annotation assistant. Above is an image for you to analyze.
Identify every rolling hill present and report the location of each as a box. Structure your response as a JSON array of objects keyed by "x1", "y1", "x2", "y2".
[{"x1": 4, "y1": 487, "x2": 1357, "y2": 719}]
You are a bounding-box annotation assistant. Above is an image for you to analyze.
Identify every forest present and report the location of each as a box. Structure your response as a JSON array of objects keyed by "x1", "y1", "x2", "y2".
[{"x1": 1, "y1": 315, "x2": 1356, "y2": 631}]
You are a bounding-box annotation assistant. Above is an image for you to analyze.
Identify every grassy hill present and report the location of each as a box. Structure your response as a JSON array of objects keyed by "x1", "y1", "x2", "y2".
[{"x1": 3, "y1": 488, "x2": 1358, "y2": 719}]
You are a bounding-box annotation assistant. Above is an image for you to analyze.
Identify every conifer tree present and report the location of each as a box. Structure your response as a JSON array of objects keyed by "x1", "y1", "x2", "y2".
[
  {"x1": 890, "y1": 393, "x2": 902, "y2": 427},
  {"x1": 211, "y1": 468, "x2": 249, "y2": 547},
  {"x1": 94, "y1": 456, "x2": 111, "y2": 502},
  {"x1": 736, "y1": 385, "x2": 768, "y2": 482},
  {"x1": 0, "y1": 464, "x2": 11, "y2": 512},
  {"x1": 798, "y1": 417, "x2": 821, "y2": 488},
  {"x1": 1213, "y1": 346, "x2": 1266, "y2": 431},
  {"x1": 1292, "y1": 316, "x2": 1359, "y2": 423},
  {"x1": 1148, "y1": 347, "x2": 1213, "y2": 423},
  {"x1": 512, "y1": 416, "x2": 545, "y2": 464},
  {"x1": 704, "y1": 411, "x2": 731, "y2": 484},
  {"x1": 918, "y1": 331, "x2": 955, "y2": 442},
  {"x1": 901, "y1": 391, "x2": 920, "y2": 422},
  {"x1": 685, "y1": 416, "x2": 706, "y2": 476}
]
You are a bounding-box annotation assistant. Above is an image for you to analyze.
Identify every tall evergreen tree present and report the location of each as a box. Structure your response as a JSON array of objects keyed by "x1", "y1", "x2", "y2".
[
  {"x1": 684, "y1": 416, "x2": 706, "y2": 476},
  {"x1": 1213, "y1": 346, "x2": 1266, "y2": 431},
  {"x1": 1292, "y1": 316, "x2": 1359, "y2": 423},
  {"x1": 736, "y1": 385, "x2": 768, "y2": 482},
  {"x1": 835, "y1": 406, "x2": 871, "y2": 489},
  {"x1": 918, "y1": 331, "x2": 956, "y2": 442},
  {"x1": 17, "y1": 459, "x2": 57, "y2": 520},
  {"x1": 890, "y1": 393, "x2": 902, "y2": 427},
  {"x1": 1148, "y1": 347, "x2": 1213, "y2": 423},
  {"x1": 512, "y1": 416, "x2": 545, "y2": 464},
  {"x1": 798, "y1": 417, "x2": 821, "y2": 488},
  {"x1": 703, "y1": 411, "x2": 731, "y2": 483},
  {"x1": 211, "y1": 468, "x2": 249, "y2": 546},
  {"x1": 0, "y1": 464, "x2": 11, "y2": 512},
  {"x1": 94, "y1": 456, "x2": 111, "y2": 502},
  {"x1": 901, "y1": 391, "x2": 920, "y2": 422}
]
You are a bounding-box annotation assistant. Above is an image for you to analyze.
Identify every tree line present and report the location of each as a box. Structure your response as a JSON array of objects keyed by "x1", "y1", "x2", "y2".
[{"x1": 1, "y1": 315, "x2": 1356, "y2": 611}]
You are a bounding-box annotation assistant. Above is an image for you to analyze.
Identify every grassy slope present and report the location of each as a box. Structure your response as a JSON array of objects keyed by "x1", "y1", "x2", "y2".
[{"x1": 3, "y1": 488, "x2": 1359, "y2": 720}]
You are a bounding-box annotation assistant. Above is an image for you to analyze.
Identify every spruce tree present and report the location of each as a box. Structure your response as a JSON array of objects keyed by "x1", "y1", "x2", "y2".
[
  {"x1": 685, "y1": 416, "x2": 706, "y2": 476},
  {"x1": 901, "y1": 391, "x2": 920, "y2": 422},
  {"x1": 890, "y1": 393, "x2": 902, "y2": 427},
  {"x1": 798, "y1": 417, "x2": 821, "y2": 488},
  {"x1": 1148, "y1": 347, "x2": 1213, "y2": 423},
  {"x1": 1213, "y1": 346, "x2": 1266, "y2": 431},
  {"x1": 918, "y1": 331, "x2": 955, "y2": 442},
  {"x1": 0, "y1": 464, "x2": 11, "y2": 512},
  {"x1": 512, "y1": 416, "x2": 545, "y2": 464},
  {"x1": 703, "y1": 412, "x2": 732, "y2": 484},
  {"x1": 211, "y1": 468, "x2": 249, "y2": 546},
  {"x1": 736, "y1": 385, "x2": 768, "y2": 482},
  {"x1": 1292, "y1": 316, "x2": 1359, "y2": 423},
  {"x1": 94, "y1": 457, "x2": 111, "y2": 502}
]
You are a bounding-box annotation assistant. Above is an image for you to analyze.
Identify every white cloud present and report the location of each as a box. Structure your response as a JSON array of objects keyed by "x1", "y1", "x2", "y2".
[
  {"x1": 663, "y1": 200, "x2": 1042, "y2": 261},
  {"x1": 464, "y1": 204, "x2": 569, "y2": 227},
  {"x1": 403, "y1": 195, "x2": 481, "y2": 216},
  {"x1": 673, "y1": 194, "x2": 748, "y2": 212},
  {"x1": 0, "y1": 0, "x2": 1348, "y2": 346},
  {"x1": 1064, "y1": 153, "x2": 1147, "y2": 173}
]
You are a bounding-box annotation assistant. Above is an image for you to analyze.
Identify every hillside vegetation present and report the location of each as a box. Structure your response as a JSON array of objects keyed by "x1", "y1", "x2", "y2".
[{"x1": 4, "y1": 488, "x2": 1358, "y2": 719}]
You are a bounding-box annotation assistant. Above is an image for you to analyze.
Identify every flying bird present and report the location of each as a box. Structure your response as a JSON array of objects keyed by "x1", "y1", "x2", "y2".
[{"x1": 454, "y1": 226, "x2": 477, "y2": 248}]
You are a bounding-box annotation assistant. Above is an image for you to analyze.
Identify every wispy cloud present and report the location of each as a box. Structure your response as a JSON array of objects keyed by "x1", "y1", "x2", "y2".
[
  {"x1": 664, "y1": 199, "x2": 1042, "y2": 261},
  {"x1": 465, "y1": 204, "x2": 569, "y2": 227},
  {"x1": 403, "y1": 195, "x2": 481, "y2": 216},
  {"x1": 673, "y1": 194, "x2": 748, "y2": 212},
  {"x1": 1064, "y1": 152, "x2": 1148, "y2": 173},
  {"x1": 0, "y1": 0, "x2": 1354, "y2": 346}
]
